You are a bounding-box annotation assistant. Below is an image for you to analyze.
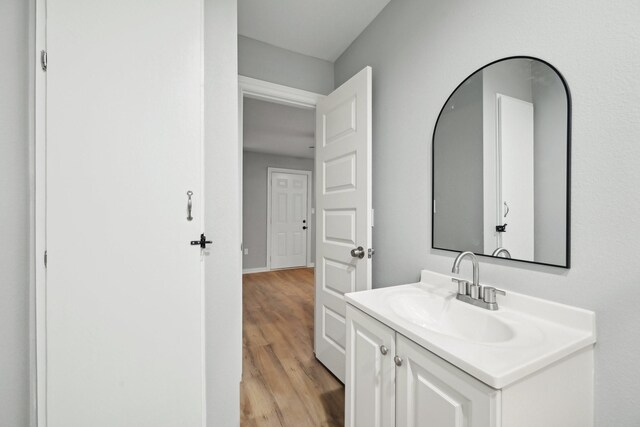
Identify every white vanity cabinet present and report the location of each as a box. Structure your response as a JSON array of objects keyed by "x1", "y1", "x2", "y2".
[
  {"x1": 345, "y1": 271, "x2": 596, "y2": 426},
  {"x1": 346, "y1": 301, "x2": 594, "y2": 427},
  {"x1": 346, "y1": 304, "x2": 497, "y2": 427}
]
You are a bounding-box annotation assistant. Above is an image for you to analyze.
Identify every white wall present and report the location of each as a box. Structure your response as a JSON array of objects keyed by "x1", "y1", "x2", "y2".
[
  {"x1": 243, "y1": 151, "x2": 315, "y2": 270},
  {"x1": 335, "y1": 0, "x2": 640, "y2": 425},
  {"x1": 239, "y1": 35, "x2": 334, "y2": 95},
  {"x1": 0, "y1": 0, "x2": 30, "y2": 425},
  {"x1": 204, "y1": 0, "x2": 241, "y2": 425}
]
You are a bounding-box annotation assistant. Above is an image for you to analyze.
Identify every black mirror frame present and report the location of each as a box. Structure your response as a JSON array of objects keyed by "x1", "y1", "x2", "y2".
[{"x1": 431, "y1": 56, "x2": 572, "y2": 269}]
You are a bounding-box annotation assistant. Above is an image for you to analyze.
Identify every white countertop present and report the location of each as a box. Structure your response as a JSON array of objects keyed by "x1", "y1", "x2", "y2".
[{"x1": 345, "y1": 269, "x2": 596, "y2": 389}]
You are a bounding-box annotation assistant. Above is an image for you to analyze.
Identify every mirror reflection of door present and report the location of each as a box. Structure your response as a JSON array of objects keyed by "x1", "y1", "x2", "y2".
[{"x1": 496, "y1": 94, "x2": 534, "y2": 260}]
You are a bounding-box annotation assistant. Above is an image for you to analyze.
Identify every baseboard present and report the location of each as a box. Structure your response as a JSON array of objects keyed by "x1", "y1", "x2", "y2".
[
  {"x1": 243, "y1": 264, "x2": 314, "y2": 275},
  {"x1": 242, "y1": 267, "x2": 269, "y2": 275}
]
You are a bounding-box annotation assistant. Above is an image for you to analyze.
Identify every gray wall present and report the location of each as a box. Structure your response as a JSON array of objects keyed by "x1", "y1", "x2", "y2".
[
  {"x1": 0, "y1": 0, "x2": 30, "y2": 425},
  {"x1": 532, "y1": 61, "x2": 568, "y2": 265},
  {"x1": 239, "y1": 35, "x2": 334, "y2": 95},
  {"x1": 335, "y1": 0, "x2": 640, "y2": 425},
  {"x1": 243, "y1": 151, "x2": 315, "y2": 270},
  {"x1": 433, "y1": 72, "x2": 484, "y2": 253}
]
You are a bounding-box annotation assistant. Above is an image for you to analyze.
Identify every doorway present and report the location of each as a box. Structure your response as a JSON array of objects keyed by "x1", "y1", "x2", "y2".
[
  {"x1": 239, "y1": 68, "x2": 372, "y2": 424},
  {"x1": 239, "y1": 77, "x2": 346, "y2": 424},
  {"x1": 239, "y1": 76, "x2": 323, "y2": 274}
]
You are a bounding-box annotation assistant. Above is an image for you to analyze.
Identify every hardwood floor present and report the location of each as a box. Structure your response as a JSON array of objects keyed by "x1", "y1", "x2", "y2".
[{"x1": 241, "y1": 268, "x2": 345, "y2": 427}]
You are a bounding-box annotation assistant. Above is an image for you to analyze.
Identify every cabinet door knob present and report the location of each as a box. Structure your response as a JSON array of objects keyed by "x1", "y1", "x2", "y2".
[
  {"x1": 394, "y1": 355, "x2": 403, "y2": 367},
  {"x1": 379, "y1": 345, "x2": 388, "y2": 355}
]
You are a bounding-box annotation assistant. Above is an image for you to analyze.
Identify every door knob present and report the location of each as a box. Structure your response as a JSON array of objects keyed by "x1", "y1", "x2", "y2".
[
  {"x1": 379, "y1": 345, "x2": 388, "y2": 355},
  {"x1": 350, "y1": 246, "x2": 365, "y2": 259},
  {"x1": 302, "y1": 226, "x2": 308, "y2": 230}
]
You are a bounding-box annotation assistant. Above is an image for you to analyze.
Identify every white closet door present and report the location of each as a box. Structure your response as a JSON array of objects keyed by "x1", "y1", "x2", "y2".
[
  {"x1": 270, "y1": 171, "x2": 309, "y2": 269},
  {"x1": 46, "y1": 0, "x2": 204, "y2": 426},
  {"x1": 315, "y1": 67, "x2": 373, "y2": 382}
]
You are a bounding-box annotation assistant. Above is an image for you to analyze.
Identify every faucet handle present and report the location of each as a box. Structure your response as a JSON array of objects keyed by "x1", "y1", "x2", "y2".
[
  {"x1": 482, "y1": 287, "x2": 506, "y2": 304},
  {"x1": 451, "y1": 278, "x2": 469, "y2": 295}
]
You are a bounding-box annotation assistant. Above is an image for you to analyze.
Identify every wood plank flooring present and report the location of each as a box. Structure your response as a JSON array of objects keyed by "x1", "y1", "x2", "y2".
[{"x1": 241, "y1": 268, "x2": 345, "y2": 427}]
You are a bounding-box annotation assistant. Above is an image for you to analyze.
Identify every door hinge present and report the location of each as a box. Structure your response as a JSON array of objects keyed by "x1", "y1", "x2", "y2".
[
  {"x1": 40, "y1": 50, "x2": 47, "y2": 72},
  {"x1": 44, "y1": 250, "x2": 47, "y2": 267}
]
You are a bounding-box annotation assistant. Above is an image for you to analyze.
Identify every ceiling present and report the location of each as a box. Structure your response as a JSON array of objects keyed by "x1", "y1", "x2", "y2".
[
  {"x1": 238, "y1": 0, "x2": 391, "y2": 62},
  {"x1": 243, "y1": 97, "x2": 315, "y2": 159}
]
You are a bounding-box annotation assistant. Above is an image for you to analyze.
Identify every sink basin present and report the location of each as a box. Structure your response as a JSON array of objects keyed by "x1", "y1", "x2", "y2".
[
  {"x1": 444, "y1": 301, "x2": 515, "y2": 343},
  {"x1": 388, "y1": 289, "x2": 447, "y2": 326},
  {"x1": 388, "y1": 289, "x2": 515, "y2": 344}
]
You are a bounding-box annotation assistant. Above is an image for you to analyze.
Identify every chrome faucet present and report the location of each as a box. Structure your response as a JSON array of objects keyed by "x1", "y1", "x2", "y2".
[
  {"x1": 491, "y1": 247, "x2": 511, "y2": 258},
  {"x1": 451, "y1": 251, "x2": 506, "y2": 310},
  {"x1": 451, "y1": 251, "x2": 479, "y2": 288}
]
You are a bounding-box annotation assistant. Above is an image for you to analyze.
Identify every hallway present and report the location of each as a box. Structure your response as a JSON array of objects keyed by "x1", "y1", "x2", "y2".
[{"x1": 241, "y1": 268, "x2": 345, "y2": 427}]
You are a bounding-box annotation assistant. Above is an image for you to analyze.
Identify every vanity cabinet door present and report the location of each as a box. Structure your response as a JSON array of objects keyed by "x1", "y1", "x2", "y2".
[
  {"x1": 346, "y1": 305, "x2": 396, "y2": 427},
  {"x1": 395, "y1": 335, "x2": 500, "y2": 427}
]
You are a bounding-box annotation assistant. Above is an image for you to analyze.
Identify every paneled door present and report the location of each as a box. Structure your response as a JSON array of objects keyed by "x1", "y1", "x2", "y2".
[
  {"x1": 315, "y1": 67, "x2": 372, "y2": 382},
  {"x1": 269, "y1": 169, "x2": 310, "y2": 269},
  {"x1": 45, "y1": 0, "x2": 205, "y2": 426}
]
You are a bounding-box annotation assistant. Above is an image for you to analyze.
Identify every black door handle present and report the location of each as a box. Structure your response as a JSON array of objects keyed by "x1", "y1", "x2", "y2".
[
  {"x1": 302, "y1": 226, "x2": 308, "y2": 230},
  {"x1": 190, "y1": 233, "x2": 212, "y2": 248}
]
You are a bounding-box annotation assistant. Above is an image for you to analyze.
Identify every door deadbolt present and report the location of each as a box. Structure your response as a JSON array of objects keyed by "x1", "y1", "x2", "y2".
[{"x1": 190, "y1": 233, "x2": 212, "y2": 248}]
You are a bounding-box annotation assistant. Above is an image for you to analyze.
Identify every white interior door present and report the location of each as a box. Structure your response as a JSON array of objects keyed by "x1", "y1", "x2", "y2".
[
  {"x1": 270, "y1": 170, "x2": 309, "y2": 269},
  {"x1": 46, "y1": 1, "x2": 204, "y2": 426},
  {"x1": 315, "y1": 66, "x2": 372, "y2": 382},
  {"x1": 497, "y1": 94, "x2": 535, "y2": 259}
]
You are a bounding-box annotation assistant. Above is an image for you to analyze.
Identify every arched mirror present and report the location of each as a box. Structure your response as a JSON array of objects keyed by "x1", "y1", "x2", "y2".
[{"x1": 432, "y1": 57, "x2": 571, "y2": 267}]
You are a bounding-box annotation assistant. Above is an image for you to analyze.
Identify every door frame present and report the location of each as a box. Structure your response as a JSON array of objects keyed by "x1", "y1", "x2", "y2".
[
  {"x1": 34, "y1": 0, "x2": 47, "y2": 423},
  {"x1": 266, "y1": 167, "x2": 313, "y2": 270},
  {"x1": 238, "y1": 76, "x2": 324, "y2": 273}
]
